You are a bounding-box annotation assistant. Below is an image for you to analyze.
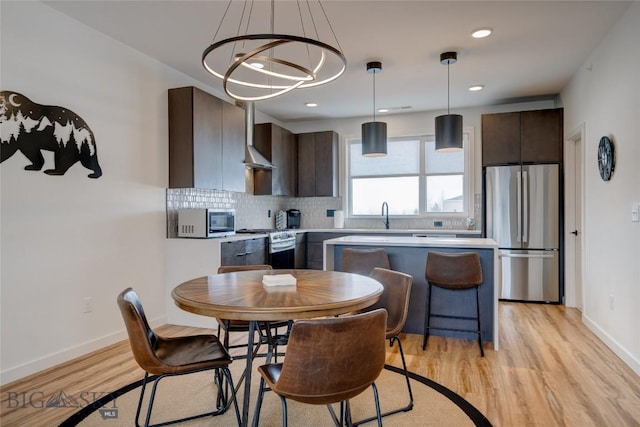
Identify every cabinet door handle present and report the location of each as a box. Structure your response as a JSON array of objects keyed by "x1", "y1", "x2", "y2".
[{"x1": 245, "y1": 251, "x2": 253, "y2": 255}]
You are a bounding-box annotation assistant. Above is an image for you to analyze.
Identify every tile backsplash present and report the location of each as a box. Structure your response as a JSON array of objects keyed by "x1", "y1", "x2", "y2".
[{"x1": 166, "y1": 188, "x2": 482, "y2": 237}]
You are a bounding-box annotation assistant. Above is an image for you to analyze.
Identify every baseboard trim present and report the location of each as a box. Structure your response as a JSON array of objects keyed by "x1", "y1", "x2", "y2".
[
  {"x1": 0, "y1": 315, "x2": 167, "y2": 386},
  {"x1": 582, "y1": 313, "x2": 640, "y2": 376}
]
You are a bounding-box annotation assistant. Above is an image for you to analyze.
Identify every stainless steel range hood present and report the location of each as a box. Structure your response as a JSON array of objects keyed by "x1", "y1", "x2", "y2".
[{"x1": 243, "y1": 101, "x2": 275, "y2": 170}]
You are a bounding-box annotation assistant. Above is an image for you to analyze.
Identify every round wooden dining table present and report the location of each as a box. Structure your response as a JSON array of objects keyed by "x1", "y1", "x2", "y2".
[{"x1": 171, "y1": 268, "x2": 384, "y2": 427}]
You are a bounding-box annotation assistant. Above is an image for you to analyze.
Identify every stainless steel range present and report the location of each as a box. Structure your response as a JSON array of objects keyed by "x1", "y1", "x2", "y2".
[{"x1": 236, "y1": 229, "x2": 296, "y2": 268}]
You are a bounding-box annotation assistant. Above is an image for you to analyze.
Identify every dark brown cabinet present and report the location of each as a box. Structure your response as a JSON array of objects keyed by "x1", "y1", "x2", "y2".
[
  {"x1": 253, "y1": 123, "x2": 296, "y2": 196},
  {"x1": 306, "y1": 232, "x2": 349, "y2": 270},
  {"x1": 482, "y1": 108, "x2": 563, "y2": 166},
  {"x1": 221, "y1": 101, "x2": 247, "y2": 192},
  {"x1": 297, "y1": 131, "x2": 339, "y2": 197},
  {"x1": 294, "y1": 232, "x2": 306, "y2": 269},
  {"x1": 520, "y1": 109, "x2": 563, "y2": 163},
  {"x1": 481, "y1": 112, "x2": 520, "y2": 165},
  {"x1": 168, "y1": 86, "x2": 245, "y2": 191},
  {"x1": 221, "y1": 237, "x2": 267, "y2": 266}
]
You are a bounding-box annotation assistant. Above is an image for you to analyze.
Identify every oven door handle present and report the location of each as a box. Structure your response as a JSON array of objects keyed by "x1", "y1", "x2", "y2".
[{"x1": 270, "y1": 241, "x2": 295, "y2": 253}]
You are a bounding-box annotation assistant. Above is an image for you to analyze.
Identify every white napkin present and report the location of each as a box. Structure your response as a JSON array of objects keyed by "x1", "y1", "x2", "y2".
[{"x1": 262, "y1": 274, "x2": 297, "y2": 287}]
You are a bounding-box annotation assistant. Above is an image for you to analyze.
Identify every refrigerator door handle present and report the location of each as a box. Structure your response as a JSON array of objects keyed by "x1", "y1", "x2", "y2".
[
  {"x1": 499, "y1": 252, "x2": 556, "y2": 259},
  {"x1": 522, "y1": 170, "x2": 528, "y2": 243},
  {"x1": 516, "y1": 170, "x2": 522, "y2": 243}
]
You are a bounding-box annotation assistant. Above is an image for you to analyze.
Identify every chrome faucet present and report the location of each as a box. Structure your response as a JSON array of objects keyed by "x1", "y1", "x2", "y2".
[{"x1": 381, "y1": 202, "x2": 389, "y2": 229}]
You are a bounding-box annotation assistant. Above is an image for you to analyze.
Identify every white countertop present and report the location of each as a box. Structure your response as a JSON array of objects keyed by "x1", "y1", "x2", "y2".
[
  {"x1": 323, "y1": 235, "x2": 497, "y2": 248},
  {"x1": 178, "y1": 228, "x2": 483, "y2": 243},
  {"x1": 304, "y1": 228, "x2": 481, "y2": 235}
]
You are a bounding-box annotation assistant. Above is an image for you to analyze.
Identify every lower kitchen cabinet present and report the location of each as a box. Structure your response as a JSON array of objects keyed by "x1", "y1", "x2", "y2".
[
  {"x1": 294, "y1": 232, "x2": 306, "y2": 269},
  {"x1": 306, "y1": 232, "x2": 349, "y2": 270},
  {"x1": 221, "y1": 237, "x2": 267, "y2": 266},
  {"x1": 306, "y1": 231, "x2": 416, "y2": 270}
]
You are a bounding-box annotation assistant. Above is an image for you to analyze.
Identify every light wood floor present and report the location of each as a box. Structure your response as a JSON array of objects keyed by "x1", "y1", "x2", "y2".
[{"x1": 1, "y1": 302, "x2": 639, "y2": 426}]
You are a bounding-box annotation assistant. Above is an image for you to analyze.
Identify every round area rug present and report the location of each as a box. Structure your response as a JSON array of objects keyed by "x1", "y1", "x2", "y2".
[{"x1": 60, "y1": 364, "x2": 491, "y2": 426}]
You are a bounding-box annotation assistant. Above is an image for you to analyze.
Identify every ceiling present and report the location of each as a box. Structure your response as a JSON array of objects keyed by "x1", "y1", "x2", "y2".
[{"x1": 43, "y1": 1, "x2": 631, "y2": 123}]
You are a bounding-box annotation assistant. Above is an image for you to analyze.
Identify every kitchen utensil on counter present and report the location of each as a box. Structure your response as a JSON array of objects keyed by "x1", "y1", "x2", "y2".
[{"x1": 275, "y1": 210, "x2": 287, "y2": 230}]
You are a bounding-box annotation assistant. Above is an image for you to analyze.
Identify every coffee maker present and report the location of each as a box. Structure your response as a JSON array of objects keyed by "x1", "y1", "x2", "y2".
[{"x1": 286, "y1": 209, "x2": 301, "y2": 229}]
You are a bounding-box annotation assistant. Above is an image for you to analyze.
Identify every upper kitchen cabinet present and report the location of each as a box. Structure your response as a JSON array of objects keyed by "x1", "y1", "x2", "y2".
[
  {"x1": 253, "y1": 123, "x2": 296, "y2": 196},
  {"x1": 482, "y1": 108, "x2": 563, "y2": 165},
  {"x1": 297, "y1": 131, "x2": 339, "y2": 197},
  {"x1": 481, "y1": 112, "x2": 520, "y2": 165},
  {"x1": 221, "y1": 101, "x2": 246, "y2": 192},
  {"x1": 168, "y1": 86, "x2": 245, "y2": 191},
  {"x1": 520, "y1": 109, "x2": 563, "y2": 163}
]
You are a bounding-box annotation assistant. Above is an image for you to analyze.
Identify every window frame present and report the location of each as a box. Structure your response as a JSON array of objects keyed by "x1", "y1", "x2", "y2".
[{"x1": 346, "y1": 127, "x2": 474, "y2": 219}]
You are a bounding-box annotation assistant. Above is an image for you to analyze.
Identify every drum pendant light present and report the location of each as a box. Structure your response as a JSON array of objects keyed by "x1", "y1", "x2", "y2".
[
  {"x1": 362, "y1": 61, "x2": 387, "y2": 157},
  {"x1": 435, "y1": 52, "x2": 463, "y2": 152}
]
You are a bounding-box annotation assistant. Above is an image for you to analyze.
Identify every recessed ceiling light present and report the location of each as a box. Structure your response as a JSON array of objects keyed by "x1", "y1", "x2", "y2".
[
  {"x1": 469, "y1": 85, "x2": 485, "y2": 91},
  {"x1": 305, "y1": 102, "x2": 318, "y2": 107},
  {"x1": 377, "y1": 107, "x2": 390, "y2": 113},
  {"x1": 472, "y1": 28, "x2": 493, "y2": 39}
]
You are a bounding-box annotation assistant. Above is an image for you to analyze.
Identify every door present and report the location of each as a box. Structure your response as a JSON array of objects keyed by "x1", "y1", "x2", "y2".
[
  {"x1": 481, "y1": 112, "x2": 521, "y2": 165},
  {"x1": 565, "y1": 126, "x2": 584, "y2": 309},
  {"x1": 500, "y1": 249, "x2": 560, "y2": 302},
  {"x1": 245, "y1": 238, "x2": 267, "y2": 265},
  {"x1": 485, "y1": 165, "x2": 521, "y2": 248},
  {"x1": 521, "y1": 164, "x2": 560, "y2": 250}
]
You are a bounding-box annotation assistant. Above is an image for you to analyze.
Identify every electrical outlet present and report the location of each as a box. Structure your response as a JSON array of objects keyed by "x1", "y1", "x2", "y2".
[
  {"x1": 83, "y1": 297, "x2": 93, "y2": 313},
  {"x1": 268, "y1": 209, "x2": 271, "y2": 218},
  {"x1": 609, "y1": 294, "x2": 614, "y2": 310}
]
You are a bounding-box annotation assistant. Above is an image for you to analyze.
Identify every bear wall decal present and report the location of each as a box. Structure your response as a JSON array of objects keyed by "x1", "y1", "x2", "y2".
[{"x1": 0, "y1": 91, "x2": 102, "y2": 178}]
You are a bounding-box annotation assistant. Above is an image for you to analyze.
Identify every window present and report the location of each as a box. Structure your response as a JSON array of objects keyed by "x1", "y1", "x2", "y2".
[{"x1": 348, "y1": 131, "x2": 472, "y2": 217}]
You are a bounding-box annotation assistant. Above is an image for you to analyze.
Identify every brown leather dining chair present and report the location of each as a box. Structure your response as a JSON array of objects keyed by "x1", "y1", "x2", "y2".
[
  {"x1": 253, "y1": 309, "x2": 388, "y2": 427},
  {"x1": 352, "y1": 267, "x2": 414, "y2": 426},
  {"x1": 422, "y1": 251, "x2": 485, "y2": 356},
  {"x1": 216, "y1": 264, "x2": 291, "y2": 361},
  {"x1": 117, "y1": 287, "x2": 240, "y2": 427},
  {"x1": 340, "y1": 247, "x2": 390, "y2": 276}
]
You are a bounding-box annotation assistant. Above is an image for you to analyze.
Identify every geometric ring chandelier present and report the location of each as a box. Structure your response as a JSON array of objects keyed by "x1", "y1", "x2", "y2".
[{"x1": 202, "y1": 0, "x2": 347, "y2": 102}]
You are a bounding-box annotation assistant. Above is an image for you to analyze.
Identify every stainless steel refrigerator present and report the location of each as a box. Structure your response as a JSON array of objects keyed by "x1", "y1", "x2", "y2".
[{"x1": 485, "y1": 164, "x2": 561, "y2": 302}]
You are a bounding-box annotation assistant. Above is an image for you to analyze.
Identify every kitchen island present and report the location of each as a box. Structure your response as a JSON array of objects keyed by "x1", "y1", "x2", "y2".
[{"x1": 324, "y1": 235, "x2": 499, "y2": 349}]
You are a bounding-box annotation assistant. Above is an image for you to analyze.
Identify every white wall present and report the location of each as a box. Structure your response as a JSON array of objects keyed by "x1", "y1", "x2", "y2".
[
  {"x1": 560, "y1": 1, "x2": 640, "y2": 374},
  {"x1": 0, "y1": 1, "x2": 222, "y2": 384}
]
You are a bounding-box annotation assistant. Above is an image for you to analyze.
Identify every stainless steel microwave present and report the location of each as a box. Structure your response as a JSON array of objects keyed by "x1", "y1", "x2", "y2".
[{"x1": 177, "y1": 209, "x2": 235, "y2": 238}]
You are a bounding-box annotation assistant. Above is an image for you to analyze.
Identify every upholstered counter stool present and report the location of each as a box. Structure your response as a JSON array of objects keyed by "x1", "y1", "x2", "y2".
[
  {"x1": 340, "y1": 247, "x2": 390, "y2": 276},
  {"x1": 422, "y1": 251, "x2": 485, "y2": 356}
]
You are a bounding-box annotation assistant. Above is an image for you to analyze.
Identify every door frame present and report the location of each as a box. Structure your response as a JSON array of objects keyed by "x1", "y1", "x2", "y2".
[{"x1": 564, "y1": 123, "x2": 586, "y2": 309}]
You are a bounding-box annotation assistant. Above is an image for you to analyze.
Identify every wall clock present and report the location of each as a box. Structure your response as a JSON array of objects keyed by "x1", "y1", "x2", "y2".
[{"x1": 597, "y1": 136, "x2": 615, "y2": 181}]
